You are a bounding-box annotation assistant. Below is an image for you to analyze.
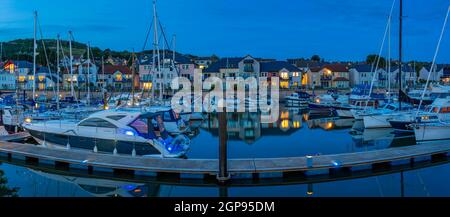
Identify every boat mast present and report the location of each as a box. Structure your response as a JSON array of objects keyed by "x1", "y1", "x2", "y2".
[
  {"x1": 69, "y1": 31, "x2": 74, "y2": 98},
  {"x1": 131, "y1": 51, "x2": 136, "y2": 106},
  {"x1": 56, "y1": 34, "x2": 60, "y2": 110},
  {"x1": 388, "y1": 9, "x2": 392, "y2": 103},
  {"x1": 398, "y1": 0, "x2": 403, "y2": 110},
  {"x1": 87, "y1": 42, "x2": 91, "y2": 106},
  {"x1": 32, "y1": 11, "x2": 37, "y2": 104},
  {"x1": 153, "y1": 0, "x2": 162, "y2": 101},
  {"x1": 102, "y1": 56, "x2": 107, "y2": 110}
]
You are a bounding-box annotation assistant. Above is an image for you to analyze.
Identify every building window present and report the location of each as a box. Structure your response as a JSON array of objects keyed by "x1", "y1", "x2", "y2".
[
  {"x1": 280, "y1": 72, "x2": 289, "y2": 80},
  {"x1": 244, "y1": 63, "x2": 254, "y2": 72},
  {"x1": 115, "y1": 73, "x2": 123, "y2": 81},
  {"x1": 143, "y1": 82, "x2": 152, "y2": 90},
  {"x1": 280, "y1": 81, "x2": 289, "y2": 89}
]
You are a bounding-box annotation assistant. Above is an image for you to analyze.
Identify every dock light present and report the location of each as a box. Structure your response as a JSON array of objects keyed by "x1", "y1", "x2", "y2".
[
  {"x1": 105, "y1": 105, "x2": 110, "y2": 110},
  {"x1": 24, "y1": 118, "x2": 32, "y2": 123},
  {"x1": 306, "y1": 155, "x2": 313, "y2": 168},
  {"x1": 315, "y1": 98, "x2": 320, "y2": 103},
  {"x1": 122, "y1": 185, "x2": 137, "y2": 191},
  {"x1": 125, "y1": 130, "x2": 135, "y2": 136},
  {"x1": 332, "y1": 161, "x2": 340, "y2": 167}
]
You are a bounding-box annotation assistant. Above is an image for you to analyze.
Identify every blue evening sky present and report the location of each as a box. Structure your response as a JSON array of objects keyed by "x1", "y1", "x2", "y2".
[{"x1": 1, "y1": 0, "x2": 449, "y2": 62}]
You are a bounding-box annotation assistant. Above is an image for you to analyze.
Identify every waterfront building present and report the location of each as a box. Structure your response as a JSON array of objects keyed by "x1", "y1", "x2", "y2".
[
  {"x1": 349, "y1": 64, "x2": 388, "y2": 88},
  {"x1": 204, "y1": 55, "x2": 302, "y2": 89},
  {"x1": 101, "y1": 65, "x2": 138, "y2": 91},
  {"x1": 318, "y1": 64, "x2": 350, "y2": 89},
  {"x1": 418, "y1": 64, "x2": 445, "y2": 82},
  {"x1": 138, "y1": 52, "x2": 197, "y2": 91},
  {"x1": 0, "y1": 69, "x2": 16, "y2": 90}
]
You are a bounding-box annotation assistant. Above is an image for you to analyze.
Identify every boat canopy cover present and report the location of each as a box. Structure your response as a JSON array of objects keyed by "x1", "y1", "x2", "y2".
[{"x1": 352, "y1": 85, "x2": 385, "y2": 99}]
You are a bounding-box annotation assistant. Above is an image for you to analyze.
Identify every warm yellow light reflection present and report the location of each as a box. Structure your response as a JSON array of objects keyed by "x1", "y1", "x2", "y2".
[{"x1": 281, "y1": 120, "x2": 289, "y2": 129}]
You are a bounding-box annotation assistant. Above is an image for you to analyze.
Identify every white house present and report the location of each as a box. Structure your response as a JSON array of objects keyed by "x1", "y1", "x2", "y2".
[
  {"x1": 418, "y1": 65, "x2": 445, "y2": 82},
  {"x1": 0, "y1": 70, "x2": 16, "y2": 90},
  {"x1": 349, "y1": 64, "x2": 388, "y2": 88}
]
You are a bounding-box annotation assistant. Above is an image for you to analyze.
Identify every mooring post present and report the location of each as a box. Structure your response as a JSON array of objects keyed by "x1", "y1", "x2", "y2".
[{"x1": 217, "y1": 111, "x2": 229, "y2": 182}]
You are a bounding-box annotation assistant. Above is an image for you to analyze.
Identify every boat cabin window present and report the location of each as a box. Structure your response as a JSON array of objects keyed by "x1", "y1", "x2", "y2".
[
  {"x1": 79, "y1": 118, "x2": 117, "y2": 128},
  {"x1": 107, "y1": 115, "x2": 127, "y2": 121},
  {"x1": 440, "y1": 107, "x2": 450, "y2": 113},
  {"x1": 129, "y1": 117, "x2": 150, "y2": 138},
  {"x1": 433, "y1": 107, "x2": 440, "y2": 113},
  {"x1": 385, "y1": 105, "x2": 397, "y2": 111}
]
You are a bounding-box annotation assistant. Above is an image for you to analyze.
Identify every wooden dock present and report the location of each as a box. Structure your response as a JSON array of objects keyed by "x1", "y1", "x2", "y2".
[{"x1": 0, "y1": 134, "x2": 449, "y2": 179}]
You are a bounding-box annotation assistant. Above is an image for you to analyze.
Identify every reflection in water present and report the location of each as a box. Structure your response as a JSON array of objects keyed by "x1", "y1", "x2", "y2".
[
  {"x1": 200, "y1": 108, "x2": 305, "y2": 144},
  {"x1": 190, "y1": 107, "x2": 418, "y2": 157},
  {"x1": 0, "y1": 163, "x2": 19, "y2": 197},
  {"x1": 26, "y1": 169, "x2": 161, "y2": 197}
]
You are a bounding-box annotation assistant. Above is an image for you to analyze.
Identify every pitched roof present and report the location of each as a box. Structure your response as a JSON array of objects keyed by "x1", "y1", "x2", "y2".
[
  {"x1": 260, "y1": 61, "x2": 300, "y2": 72},
  {"x1": 103, "y1": 65, "x2": 132, "y2": 74},
  {"x1": 322, "y1": 63, "x2": 349, "y2": 72},
  {"x1": 203, "y1": 57, "x2": 243, "y2": 73},
  {"x1": 309, "y1": 66, "x2": 322, "y2": 72},
  {"x1": 351, "y1": 64, "x2": 373, "y2": 72}
]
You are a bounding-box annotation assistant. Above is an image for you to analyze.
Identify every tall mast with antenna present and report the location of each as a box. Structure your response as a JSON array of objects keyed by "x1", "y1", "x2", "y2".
[
  {"x1": 32, "y1": 11, "x2": 37, "y2": 103},
  {"x1": 398, "y1": 0, "x2": 403, "y2": 110}
]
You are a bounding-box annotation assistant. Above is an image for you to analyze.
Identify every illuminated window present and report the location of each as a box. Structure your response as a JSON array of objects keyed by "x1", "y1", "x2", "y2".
[
  {"x1": 28, "y1": 75, "x2": 35, "y2": 80},
  {"x1": 143, "y1": 82, "x2": 152, "y2": 90},
  {"x1": 281, "y1": 111, "x2": 289, "y2": 119},
  {"x1": 281, "y1": 120, "x2": 289, "y2": 129},
  {"x1": 280, "y1": 72, "x2": 289, "y2": 79},
  {"x1": 115, "y1": 73, "x2": 123, "y2": 81},
  {"x1": 38, "y1": 83, "x2": 45, "y2": 90},
  {"x1": 280, "y1": 81, "x2": 289, "y2": 89},
  {"x1": 293, "y1": 121, "x2": 301, "y2": 128},
  {"x1": 18, "y1": 76, "x2": 26, "y2": 82},
  {"x1": 38, "y1": 75, "x2": 45, "y2": 81}
]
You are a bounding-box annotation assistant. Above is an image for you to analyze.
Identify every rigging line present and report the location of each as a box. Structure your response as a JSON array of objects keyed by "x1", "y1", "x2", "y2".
[
  {"x1": 365, "y1": 0, "x2": 396, "y2": 109},
  {"x1": 416, "y1": 172, "x2": 431, "y2": 197},
  {"x1": 37, "y1": 18, "x2": 57, "y2": 99},
  {"x1": 141, "y1": 18, "x2": 154, "y2": 53},
  {"x1": 416, "y1": 5, "x2": 449, "y2": 117},
  {"x1": 375, "y1": 176, "x2": 385, "y2": 197}
]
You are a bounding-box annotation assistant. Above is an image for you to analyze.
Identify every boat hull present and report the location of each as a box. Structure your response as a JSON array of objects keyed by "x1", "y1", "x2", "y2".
[
  {"x1": 389, "y1": 120, "x2": 413, "y2": 132},
  {"x1": 26, "y1": 129, "x2": 161, "y2": 156},
  {"x1": 363, "y1": 115, "x2": 392, "y2": 129},
  {"x1": 414, "y1": 124, "x2": 450, "y2": 142},
  {"x1": 336, "y1": 109, "x2": 354, "y2": 118}
]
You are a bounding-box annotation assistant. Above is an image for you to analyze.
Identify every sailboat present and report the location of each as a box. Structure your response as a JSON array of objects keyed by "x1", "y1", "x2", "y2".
[{"x1": 413, "y1": 4, "x2": 450, "y2": 142}]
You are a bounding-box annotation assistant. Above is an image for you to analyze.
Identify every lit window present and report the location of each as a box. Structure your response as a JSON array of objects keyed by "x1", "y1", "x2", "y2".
[
  {"x1": 115, "y1": 73, "x2": 123, "y2": 81},
  {"x1": 280, "y1": 81, "x2": 289, "y2": 88},
  {"x1": 143, "y1": 82, "x2": 152, "y2": 90},
  {"x1": 280, "y1": 72, "x2": 289, "y2": 79}
]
